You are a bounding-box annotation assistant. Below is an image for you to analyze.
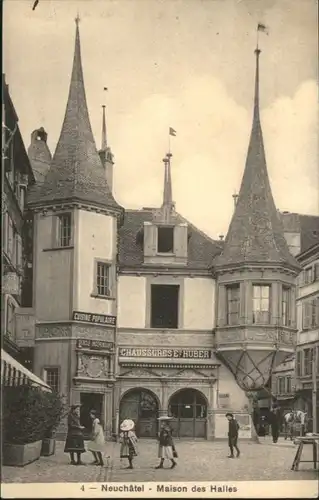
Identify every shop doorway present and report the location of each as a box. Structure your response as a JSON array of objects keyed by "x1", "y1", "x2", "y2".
[
  {"x1": 119, "y1": 389, "x2": 159, "y2": 438},
  {"x1": 168, "y1": 389, "x2": 207, "y2": 438},
  {"x1": 80, "y1": 393, "x2": 103, "y2": 439}
]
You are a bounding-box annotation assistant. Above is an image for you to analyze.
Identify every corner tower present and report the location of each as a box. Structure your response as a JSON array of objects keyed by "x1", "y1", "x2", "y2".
[
  {"x1": 213, "y1": 47, "x2": 301, "y2": 394},
  {"x1": 27, "y1": 18, "x2": 124, "y2": 437}
]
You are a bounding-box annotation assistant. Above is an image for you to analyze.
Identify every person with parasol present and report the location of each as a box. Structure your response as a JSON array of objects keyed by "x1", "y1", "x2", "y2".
[
  {"x1": 119, "y1": 419, "x2": 138, "y2": 469},
  {"x1": 155, "y1": 415, "x2": 177, "y2": 469}
]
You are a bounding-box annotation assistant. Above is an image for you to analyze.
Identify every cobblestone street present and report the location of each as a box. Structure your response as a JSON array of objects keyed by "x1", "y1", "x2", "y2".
[{"x1": 2, "y1": 439, "x2": 318, "y2": 484}]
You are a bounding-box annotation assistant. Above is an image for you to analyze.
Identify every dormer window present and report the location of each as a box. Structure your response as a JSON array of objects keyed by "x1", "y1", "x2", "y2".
[{"x1": 157, "y1": 226, "x2": 174, "y2": 253}]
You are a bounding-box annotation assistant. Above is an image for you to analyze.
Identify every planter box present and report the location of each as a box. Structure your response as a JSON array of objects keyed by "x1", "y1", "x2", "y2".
[
  {"x1": 41, "y1": 438, "x2": 56, "y2": 457},
  {"x1": 3, "y1": 440, "x2": 42, "y2": 467}
]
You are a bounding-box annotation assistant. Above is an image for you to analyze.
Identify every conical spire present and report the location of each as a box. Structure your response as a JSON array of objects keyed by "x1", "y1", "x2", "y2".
[
  {"x1": 28, "y1": 18, "x2": 122, "y2": 214},
  {"x1": 215, "y1": 48, "x2": 299, "y2": 270}
]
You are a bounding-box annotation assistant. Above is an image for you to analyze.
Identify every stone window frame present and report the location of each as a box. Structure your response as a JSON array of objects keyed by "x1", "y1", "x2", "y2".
[
  {"x1": 145, "y1": 275, "x2": 184, "y2": 329},
  {"x1": 91, "y1": 258, "x2": 113, "y2": 300},
  {"x1": 43, "y1": 365, "x2": 60, "y2": 393},
  {"x1": 51, "y1": 211, "x2": 74, "y2": 249},
  {"x1": 252, "y1": 283, "x2": 271, "y2": 325}
]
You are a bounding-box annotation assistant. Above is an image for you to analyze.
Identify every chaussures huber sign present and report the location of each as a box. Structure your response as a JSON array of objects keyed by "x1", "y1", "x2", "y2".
[{"x1": 119, "y1": 347, "x2": 213, "y2": 359}]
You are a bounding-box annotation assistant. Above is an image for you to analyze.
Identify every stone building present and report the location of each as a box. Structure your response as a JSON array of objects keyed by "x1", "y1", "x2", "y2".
[
  {"x1": 18, "y1": 20, "x2": 316, "y2": 439},
  {"x1": 1, "y1": 74, "x2": 49, "y2": 390}
]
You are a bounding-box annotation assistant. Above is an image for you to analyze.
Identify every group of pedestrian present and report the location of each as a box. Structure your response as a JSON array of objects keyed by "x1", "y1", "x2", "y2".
[
  {"x1": 64, "y1": 405, "x2": 107, "y2": 466},
  {"x1": 64, "y1": 405, "x2": 241, "y2": 468},
  {"x1": 119, "y1": 415, "x2": 178, "y2": 470}
]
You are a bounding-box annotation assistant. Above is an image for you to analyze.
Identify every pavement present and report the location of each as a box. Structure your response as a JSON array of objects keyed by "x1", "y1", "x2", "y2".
[{"x1": 2, "y1": 438, "x2": 318, "y2": 484}]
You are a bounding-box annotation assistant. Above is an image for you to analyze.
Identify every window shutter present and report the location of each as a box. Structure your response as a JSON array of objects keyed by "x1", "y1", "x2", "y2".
[
  {"x1": 315, "y1": 298, "x2": 319, "y2": 327},
  {"x1": 143, "y1": 223, "x2": 157, "y2": 257},
  {"x1": 314, "y1": 263, "x2": 319, "y2": 282},
  {"x1": 174, "y1": 223, "x2": 188, "y2": 260},
  {"x1": 17, "y1": 234, "x2": 22, "y2": 269},
  {"x1": 217, "y1": 285, "x2": 227, "y2": 327},
  {"x1": 296, "y1": 351, "x2": 301, "y2": 376}
]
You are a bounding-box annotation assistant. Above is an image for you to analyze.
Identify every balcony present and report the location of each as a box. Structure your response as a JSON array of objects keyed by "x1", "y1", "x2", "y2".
[{"x1": 214, "y1": 325, "x2": 296, "y2": 349}]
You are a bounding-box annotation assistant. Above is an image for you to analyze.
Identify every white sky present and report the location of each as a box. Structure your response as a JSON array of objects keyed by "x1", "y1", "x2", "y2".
[{"x1": 3, "y1": 0, "x2": 319, "y2": 239}]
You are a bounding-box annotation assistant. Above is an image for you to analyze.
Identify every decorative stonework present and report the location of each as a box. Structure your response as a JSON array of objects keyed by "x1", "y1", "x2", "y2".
[
  {"x1": 119, "y1": 368, "x2": 162, "y2": 379},
  {"x1": 36, "y1": 324, "x2": 71, "y2": 338},
  {"x1": 72, "y1": 325, "x2": 115, "y2": 342},
  {"x1": 77, "y1": 352, "x2": 109, "y2": 378}
]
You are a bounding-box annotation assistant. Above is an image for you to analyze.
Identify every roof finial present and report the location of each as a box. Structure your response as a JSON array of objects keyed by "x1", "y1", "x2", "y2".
[{"x1": 162, "y1": 153, "x2": 174, "y2": 209}]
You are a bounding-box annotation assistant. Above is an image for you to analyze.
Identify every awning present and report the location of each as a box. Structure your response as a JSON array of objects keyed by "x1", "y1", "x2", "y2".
[{"x1": 1, "y1": 349, "x2": 51, "y2": 391}]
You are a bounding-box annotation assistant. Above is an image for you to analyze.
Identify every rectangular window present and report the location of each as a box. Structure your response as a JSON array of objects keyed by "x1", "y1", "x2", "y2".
[
  {"x1": 277, "y1": 377, "x2": 285, "y2": 394},
  {"x1": 57, "y1": 213, "x2": 72, "y2": 247},
  {"x1": 304, "y1": 267, "x2": 313, "y2": 284},
  {"x1": 96, "y1": 262, "x2": 110, "y2": 297},
  {"x1": 226, "y1": 284, "x2": 240, "y2": 326},
  {"x1": 150, "y1": 284, "x2": 179, "y2": 329},
  {"x1": 282, "y1": 287, "x2": 291, "y2": 327},
  {"x1": 286, "y1": 376, "x2": 292, "y2": 393},
  {"x1": 157, "y1": 226, "x2": 174, "y2": 253},
  {"x1": 253, "y1": 285, "x2": 270, "y2": 324},
  {"x1": 314, "y1": 263, "x2": 319, "y2": 282},
  {"x1": 304, "y1": 348, "x2": 312, "y2": 376},
  {"x1": 296, "y1": 351, "x2": 302, "y2": 376},
  {"x1": 44, "y1": 368, "x2": 60, "y2": 392}
]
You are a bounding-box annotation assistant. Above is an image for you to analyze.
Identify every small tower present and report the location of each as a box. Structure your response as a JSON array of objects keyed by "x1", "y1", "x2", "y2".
[
  {"x1": 98, "y1": 104, "x2": 114, "y2": 192},
  {"x1": 213, "y1": 47, "x2": 301, "y2": 394},
  {"x1": 27, "y1": 127, "x2": 52, "y2": 184},
  {"x1": 27, "y1": 17, "x2": 124, "y2": 438},
  {"x1": 142, "y1": 152, "x2": 189, "y2": 267}
]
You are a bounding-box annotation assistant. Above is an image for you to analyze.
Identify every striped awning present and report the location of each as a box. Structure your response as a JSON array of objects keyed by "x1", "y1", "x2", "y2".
[{"x1": 1, "y1": 349, "x2": 51, "y2": 391}]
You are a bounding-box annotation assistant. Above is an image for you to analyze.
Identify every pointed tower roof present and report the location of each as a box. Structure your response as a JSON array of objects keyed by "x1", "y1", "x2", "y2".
[
  {"x1": 215, "y1": 48, "x2": 299, "y2": 270},
  {"x1": 28, "y1": 18, "x2": 122, "y2": 214}
]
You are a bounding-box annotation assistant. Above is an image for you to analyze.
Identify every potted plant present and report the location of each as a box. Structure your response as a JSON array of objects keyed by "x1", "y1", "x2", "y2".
[
  {"x1": 41, "y1": 391, "x2": 66, "y2": 456},
  {"x1": 2, "y1": 385, "x2": 49, "y2": 466}
]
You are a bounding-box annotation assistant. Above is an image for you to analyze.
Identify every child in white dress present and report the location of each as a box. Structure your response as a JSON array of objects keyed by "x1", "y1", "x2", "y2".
[{"x1": 88, "y1": 410, "x2": 106, "y2": 466}]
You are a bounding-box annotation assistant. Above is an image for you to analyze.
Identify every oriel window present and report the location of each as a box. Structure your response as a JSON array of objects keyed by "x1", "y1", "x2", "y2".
[
  {"x1": 226, "y1": 284, "x2": 240, "y2": 325},
  {"x1": 58, "y1": 213, "x2": 72, "y2": 247},
  {"x1": 252, "y1": 285, "x2": 270, "y2": 324},
  {"x1": 282, "y1": 287, "x2": 291, "y2": 327}
]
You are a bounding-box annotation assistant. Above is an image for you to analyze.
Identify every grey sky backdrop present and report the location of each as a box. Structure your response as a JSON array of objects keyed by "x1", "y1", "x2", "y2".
[{"x1": 3, "y1": 0, "x2": 318, "y2": 239}]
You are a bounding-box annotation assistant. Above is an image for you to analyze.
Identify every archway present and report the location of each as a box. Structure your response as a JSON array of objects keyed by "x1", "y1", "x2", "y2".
[
  {"x1": 119, "y1": 388, "x2": 159, "y2": 438},
  {"x1": 168, "y1": 388, "x2": 207, "y2": 438}
]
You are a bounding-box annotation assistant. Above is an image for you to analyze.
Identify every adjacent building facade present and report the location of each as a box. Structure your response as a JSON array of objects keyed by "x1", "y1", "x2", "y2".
[{"x1": 6, "y1": 21, "x2": 317, "y2": 439}]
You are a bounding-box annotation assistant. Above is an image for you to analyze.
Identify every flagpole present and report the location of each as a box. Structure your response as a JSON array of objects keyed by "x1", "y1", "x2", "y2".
[{"x1": 256, "y1": 25, "x2": 259, "y2": 50}]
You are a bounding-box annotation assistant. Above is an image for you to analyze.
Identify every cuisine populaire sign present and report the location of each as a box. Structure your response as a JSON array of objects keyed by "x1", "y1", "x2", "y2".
[{"x1": 72, "y1": 311, "x2": 116, "y2": 326}]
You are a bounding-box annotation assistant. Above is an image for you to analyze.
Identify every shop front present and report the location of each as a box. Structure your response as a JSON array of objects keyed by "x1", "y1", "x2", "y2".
[{"x1": 115, "y1": 346, "x2": 219, "y2": 440}]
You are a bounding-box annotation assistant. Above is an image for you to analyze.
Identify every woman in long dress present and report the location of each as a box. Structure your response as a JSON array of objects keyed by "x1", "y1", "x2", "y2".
[
  {"x1": 64, "y1": 405, "x2": 86, "y2": 465},
  {"x1": 87, "y1": 410, "x2": 106, "y2": 466},
  {"x1": 155, "y1": 416, "x2": 177, "y2": 469},
  {"x1": 119, "y1": 419, "x2": 138, "y2": 469}
]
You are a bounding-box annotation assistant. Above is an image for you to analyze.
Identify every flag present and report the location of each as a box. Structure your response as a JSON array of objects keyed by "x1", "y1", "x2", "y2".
[
  {"x1": 32, "y1": 0, "x2": 39, "y2": 10},
  {"x1": 169, "y1": 127, "x2": 176, "y2": 137},
  {"x1": 257, "y1": 23, "x2": 269, "y2": 35}
]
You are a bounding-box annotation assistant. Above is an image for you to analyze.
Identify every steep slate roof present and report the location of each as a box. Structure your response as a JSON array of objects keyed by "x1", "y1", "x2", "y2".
[
  {"x1": 118, "y1": 208, "x2": 224, "y2": 270},
  {"x1": 299, "y1": 214, "x2": 319, "y2": 254},
  {"x1": 27, "y1": 20, "x2": 122, "y2": 214},
  {"x1": 214, "y1": 50, "x2": 299, "y2": 270}
]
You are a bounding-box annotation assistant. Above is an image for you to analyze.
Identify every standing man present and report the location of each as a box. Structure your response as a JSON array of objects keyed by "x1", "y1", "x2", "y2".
[
  {"x1": 225, "y1": 413, "x2": 240, "y2": 458},
  {"x1": 269, "y1": 405, "x2": 280, "y2": 443}
]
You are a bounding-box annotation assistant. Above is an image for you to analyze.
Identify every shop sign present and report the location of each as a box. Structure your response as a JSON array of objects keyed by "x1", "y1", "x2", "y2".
[
  {"x1": 77, "y1": 339, "x2": 113, "y2": 351},
  {"x1": 2, "y1": 272, "x2": 20, "y2": 295},
  {"x1": 72, "y1": 311, "x2": 116, "y2": 326},
  {"x1": 119, "y1": 347, "x2": 212, "y2": 359}
]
